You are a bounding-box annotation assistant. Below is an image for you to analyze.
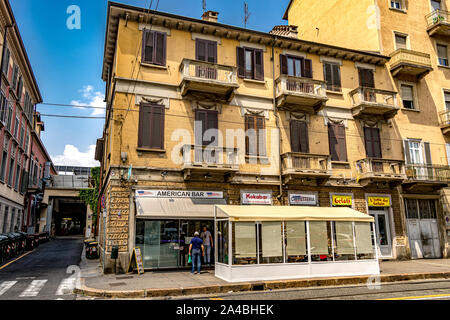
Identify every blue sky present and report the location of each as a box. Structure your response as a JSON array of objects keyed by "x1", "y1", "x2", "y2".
[{"x1": 10, "y1": 0, "x2": 289, "y2": 166}]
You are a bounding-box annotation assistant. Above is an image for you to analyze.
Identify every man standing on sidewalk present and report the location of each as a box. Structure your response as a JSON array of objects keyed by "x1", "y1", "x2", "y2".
[
  {"x1": 200, "y1": 226, "x2": 213, "y2": 266},
  {"x1": 189, "y1": 232, "x2": 204, "y2": 274}
]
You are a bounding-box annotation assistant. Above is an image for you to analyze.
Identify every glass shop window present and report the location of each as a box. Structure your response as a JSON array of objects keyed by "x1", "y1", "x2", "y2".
[
  {"x1": 258, "y1": 222, "x2": 283, "y2": 264},
  {"x1": 285, "y1": 221, "x2": 308, "y2": 263},
  {"x1": 333, "y1": 221, "x2": 356, "y2": 261},
  {"x1": 355, "y1": 222, "x2": 375, "y2": 260},
  {"x1": 232, "y1": 222, "x2": 257, "y2": 265},
  {"x1": 310, "y1": 221, "x2": 333, "y2": 262},
  {"x1": 217, "y1": 220, "x2": 229, "y2": 264}
]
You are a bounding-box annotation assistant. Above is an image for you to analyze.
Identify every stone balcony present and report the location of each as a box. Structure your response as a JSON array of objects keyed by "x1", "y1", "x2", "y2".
[
  {"x1": 426, "y1": 9, "x2": 450, "y2": 37},
  {"x1": 281, "y1": 152, "x2": 332, "y2": 185},
  {"x1": 439, "y1": 110, "x2": 450, "y2": 135},
  {"x1": 179, "y1": 59, "x2": 239, "y2": 102},
  {"x1": 349, "y1": 87, "x2": 399, "y2": 120},
  {"x1": 355, "y1": 158, "x2": 406, "y2": 187},
  {"x1": 275, "y1": 75, "x2": 328, "y2": 114},
  {"x1": 389, "y1": 49, "x2": 433, "y2": 79}
]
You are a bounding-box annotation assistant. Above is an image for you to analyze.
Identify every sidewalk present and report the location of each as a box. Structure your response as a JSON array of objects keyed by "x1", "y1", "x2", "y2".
[{"x1": 76, "y1": 256, "x2": 450, "y2": 298}]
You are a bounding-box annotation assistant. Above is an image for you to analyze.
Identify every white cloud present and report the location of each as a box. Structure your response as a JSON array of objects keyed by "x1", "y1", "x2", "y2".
[
  {"x1": 51, "y1": 144, "x2": 100, "y2": 167},
  {"x1": 70, "y1": 85, "x2": 106, "y2": 116}
]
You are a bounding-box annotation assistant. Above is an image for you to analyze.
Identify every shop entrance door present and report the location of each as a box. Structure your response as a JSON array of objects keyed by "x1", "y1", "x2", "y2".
[
  {"x1": 405, "y1": 199, "x2": 441, "y2": 259},
  {"x1": 179, "y1": 220, "x2": 215, "y2": 268},
  {"x1": 369, "y1": 209, "x2": 392, "y2": 258}
]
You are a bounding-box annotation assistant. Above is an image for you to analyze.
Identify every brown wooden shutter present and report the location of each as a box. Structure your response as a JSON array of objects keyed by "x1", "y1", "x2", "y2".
[
  {"x1": 332, "y1": 64, "x2": 341, "y2": 88},
  {"x1": 290, "y1": 120, "x2": 300, "y2": 153},
  {"x1": 254, "y1": 50, "x2": 264, "y2": 81},
  {"x1": 302, "y1": 59, "x2": 312, "y2": 78},
  {"x1": 403, "y1": 140, "x2": 411, "y2": 164},
  {"x1": 245, "y1": 115, "x2": 252, "y2": 155},
  {"x1": 424, "y1": 142, "x2": 432, "y2": 164},
  {"x1": 256, "y1": 116, "x2": 266, "y2": 156},
  {"x1": 154, "y1": 32, "x2": 166, "y2": 66},
  {"x1": 150, "y1": 105, "x2": 165, "y2": 149},
  {"x1": 299, "y1": 121, "x2": 309, "y2": 153},
  {"x1": 364, "y1": 127, "x2": 381, "y2": 158},
  {"x1": 323, "y1": 63, "x2": 332, "y2": 90},
  {"x1": 142, "y1": 30, "x2": 154, "y2": 63},
  {"x1": 195, "y1": 109, "x2": 207, "y2": 146},
  {"x1": 237, "y1": 47, "x2": 245, "y2": 78},
  {"x1": 138, "y1": 104, "x2": 151, "y2": 148},
  {"x1": 206, "y1": 110, "x2": 218, "y2": 146},
  {"x1": 196, "y1": 39, "x2": 206, "y2": 61},
  {"x1": 280, "y1": 54, "x2": 288, "y2": 75},
  {"x1": 328, "y1": 124, "x2": 339, "y2": 161},
  {"x1": 328, "y1": 123, "x2": 347, "y2": 161},
  {"x1": 337, "y1": 124, "x2": 347, "y2": 161},
  {"x1": 364, "y1": 127, "x2": 373, "y2": 158},
  {"x1": 207, "y1": 41, "x2": 217, "y2": 63},
  {"x1": 359, "y1": 68, "x2": 374, "y2": 88}
]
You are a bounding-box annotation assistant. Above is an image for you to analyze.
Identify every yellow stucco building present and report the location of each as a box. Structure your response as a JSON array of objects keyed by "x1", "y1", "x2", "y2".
[{"x1": 95, "y1": 2, "x2": 449, "y2": 273}]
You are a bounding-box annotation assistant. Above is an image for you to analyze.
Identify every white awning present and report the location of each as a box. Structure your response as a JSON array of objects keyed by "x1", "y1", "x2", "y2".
[
  {"x1": 215, "y1": 205, "x2": 374, "y2": 222},
  {"x1": 135, "y1": 197, "x2": 227, "y2": 219}
]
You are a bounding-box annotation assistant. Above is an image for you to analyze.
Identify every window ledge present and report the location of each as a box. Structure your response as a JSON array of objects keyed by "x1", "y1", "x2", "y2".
[
  {"x1": 389, "y1": 7, "x2": 407, "y2": 14},
  {"x1": 326, "y1": 90, "x2": 343, "y2": 95},
  {"x1": 243, "y1": 78, "x2": 266, "y2": 85},
  {"x1": 136, "y1": 147, "x2": 166, "y2": 153},
  {"x1": 140, "y1": 62, "x2": 168, "y2": 70},
  {"x1": 438, "y1": 64, "x2": 450, "y2": 70},
  {"x1": 245, "y1": 155, "x2": 270, "y2": 164},
  {"x1": 401, "y1": 107, "x2": 420, "y2": 112},
  {"x1": 331, "y1": 161, "x2": 350, "y2": 165}
]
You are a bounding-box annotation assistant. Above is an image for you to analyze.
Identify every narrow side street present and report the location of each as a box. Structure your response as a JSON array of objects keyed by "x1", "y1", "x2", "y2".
[{"x1": 0, "y1": 237, "x2": 83, "y2": 300}]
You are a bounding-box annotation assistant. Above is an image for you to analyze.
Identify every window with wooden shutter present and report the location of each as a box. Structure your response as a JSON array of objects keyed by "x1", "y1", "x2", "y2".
[
  {"x1": 2, "y1": 47, "x2": 9, "y2": 76},
  {"x1": 142, "y1": 30, "x2": 166, "y2": 66},
  {"x1": 237, "y1": 47, "x2": 264, "y2": 80},
  {"x1": 328, "y1": 123, "x2": 347, "y2": 162},
  {"x1": 395, "y1": 34, "x2": 407, "y2": 50},
  {"x1": 437, "y1": 44, "x2": 448, "y2": 66},
  {"x1": 302, "y1": 59, "x2": 312, "y2": 78},
  {"x1": 195, "y1": 109, "x2": 218, "y2": 146},
  {"x1": 364, "y1": 127, "x2": 382, "y2": 158},
  {"x1": 358, "y1": 68, "x2": 374, "y2": 88},
  {"x1": 138, "y1": 104, "x2": 165, "y2": 150},
  {"x1": 245, "y1": 114, "x2": 266, "y2": 156},
  {"x1": 290, "y1": 120, "x2": 309, "y2": 153},
  {"x1": 195, "y1": 39, "x2": 217, "y2": 79},
  {"x1": 323, "y1": 62, "x2": 341, "y2": 91},
  {"x1": 401, "y1": 84, "x2": 415, "y2": 109}
]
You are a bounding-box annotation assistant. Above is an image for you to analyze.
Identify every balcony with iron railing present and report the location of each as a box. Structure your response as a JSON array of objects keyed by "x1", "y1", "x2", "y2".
[
  {"x1": 180, "y1": 145, "x2": 239, "y2": 179},
  {"x1": 405, "y1": 164, "x2": 450, "y2": 183},
  {"x1": 389, "y1": 49, "x2": 433, "y2": 79},
  {"x1": 179, "y1": 59, "x2": 239, "y2": 102},
  {"x1": 281, "y1": 152, "x2": 332, "y2": 184},
  {"x1": 439, "y1": 109, "x2": 450, "y2": 135},
  {"x1": 426, "y1": 9, "x2": 450, "y2": 37},
  {"x1": 275, "y1": 75, "x2": 328, "y2": 114},
  {"x1": 355, "y1": 158, "x2": 406, "y2": 186},
  {"x1": 349, "y1": 87, "x2": 399, "y2": 120}
]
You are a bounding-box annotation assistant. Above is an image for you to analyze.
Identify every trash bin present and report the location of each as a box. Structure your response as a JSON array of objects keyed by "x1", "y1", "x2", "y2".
[
  {"x1": 86, "y1": 241, "x2": 99, "y2": 259},
  {"x1": 5, "y1": 233, "x2": 19, "y2": 259},
  {"x1": 32, "y1": 233, "x2": 40, "y2": 248},
  {"x1": 0, "y1": 234, "x2": 9, "y2": 263},
  {"x1": 84, "y1": 239, "x2": 95, "y2": 248},
  {"x1": 24, "y1": 233, "x2": 35, "y2": 251},
  {"x1": 11, "y1": 232, "x2": 25, "y2": 255}
]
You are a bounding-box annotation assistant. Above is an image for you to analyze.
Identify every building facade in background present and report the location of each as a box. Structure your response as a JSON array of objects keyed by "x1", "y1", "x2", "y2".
[
  {"x1": 0, "y1": 0, "x2": 55, "y2": 235},
  {"x1": 95, "y1": 2, "x2": 450, "y2": 274},
  {"x1": 284, "y1": 0, "x2": 450, "y2": 260}
]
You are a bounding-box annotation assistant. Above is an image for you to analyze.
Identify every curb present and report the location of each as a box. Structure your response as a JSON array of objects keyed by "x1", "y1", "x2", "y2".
[{"x1": 75, "y1": 271, "x2": 450, "y2": 299}]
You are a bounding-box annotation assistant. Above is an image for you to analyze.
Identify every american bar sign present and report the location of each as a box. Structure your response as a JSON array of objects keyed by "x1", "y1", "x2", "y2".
[{"x1": 135, "y1": 190, "x2": 223, "y2": 199}]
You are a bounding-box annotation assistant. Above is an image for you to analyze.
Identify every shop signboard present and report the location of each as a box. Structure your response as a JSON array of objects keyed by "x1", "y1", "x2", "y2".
[
  {"x1": 332, "y1": 195, "x2": 352, "y2": 206},
  {"x1": 135, "y1": 190, "x2": 223, "y2": 199},
  {"x1": 289, "y1": 193, "x2": 317, "y2": 206},
  {"x1": 241, "y1": 192, "x2": 272, "y2": 205},
  {"x1": 368, "y1": 196, "x2": 390, "y2": 207}
]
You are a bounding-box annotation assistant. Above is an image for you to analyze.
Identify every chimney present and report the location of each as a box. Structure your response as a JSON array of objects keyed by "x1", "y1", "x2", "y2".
[
  {"x1": 202, "y1": 10, "x2": 219, "y2": 23},
  {"x1": 269, "y1": 25, "x2": 299, "y2": 39}
]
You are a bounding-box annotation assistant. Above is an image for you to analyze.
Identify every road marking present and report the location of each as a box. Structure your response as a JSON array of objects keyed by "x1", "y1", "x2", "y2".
[
  {"x1": 0, "y1": 251, "x2": 33, "y2": 271},
  {"x1": 16, "y1": 277, "x2": 35, "y2": 280},
  {"x1": 0, "y1": 281, "x2": 17, "y2": 296},
  {"x1": 380, "y1": 293, "x2": 450, "y2": 300},
  {"x1": 19, "y1": 280, "x2": 48, "y2": 297},
  {"x1": 210, "y1": 297, "x2": 224, "y2": 300},
  {"x1": 56, "y1": 278, "x2": 77, "y2": 295}
]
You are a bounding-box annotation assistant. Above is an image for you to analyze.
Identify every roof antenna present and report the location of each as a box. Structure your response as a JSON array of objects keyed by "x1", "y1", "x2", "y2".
[
  {"x1": 244, "y1": 2, "x2": 251, "y2": 29},
  {"x1": 202, "y1": 0, "x2": 207, "y2": 12}
]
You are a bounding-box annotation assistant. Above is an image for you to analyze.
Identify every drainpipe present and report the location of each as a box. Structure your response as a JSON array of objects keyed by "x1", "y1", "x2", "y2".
[{"x1": 271, "y1": 37, "x2": 284, "y2": 204}]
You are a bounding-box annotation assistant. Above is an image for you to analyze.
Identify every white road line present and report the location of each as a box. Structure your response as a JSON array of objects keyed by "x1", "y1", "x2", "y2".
[
  {"x1": 19, "y1": 280, "x2": 48, "y2": 297},
  {"x1": 55, "y1": 278, "x2": 77, "y2": 296},
  {"x1": 0, "y1": 281, "x2": 17, "y2": 296}
]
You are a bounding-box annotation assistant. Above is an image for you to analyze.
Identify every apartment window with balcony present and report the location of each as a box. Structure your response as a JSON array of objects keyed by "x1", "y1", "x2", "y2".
[
  {"x1": 195, "y1": 109, "x2": 218, "y2": 146},
  {"x1": 437, "y1": 44, "x2": 448, "y2": 66},
  {"x1": 2, "y1": 47, "x2": 9, "y2": 76},
  {"x1": 245, "y1": 114, "x2": 266, "y2": 156},
  {"x1": 0, "y1": 149, "x2": 7, "y2": 182},
  {"x1": 13, "y1": 116, "x2": 19, "y2": 139},
  {"x1": 19, "y1": 124, "x2": 24, "y2": 147},
  {"x1": 364, "y1": 127, "x2": 382, "y2": 158},
  {"x1": 280, "y1": 55, "x2": 313, "y2": 79},
  {"x1": 14, "y1": 164, "x2": 20, "y2": 190},
  {"x1": 404, "y1": 140, "x2": 431, "y2": 165},
  {"x1": 138, "y1": 103, "x2": 165, "y2": 150},
  {"x1": 8, "y1": 150, "x2": 15, "y2": 187},
  {"x1": 237, "y1": 47, "x2": 264, "y2": 81},
  {"x1": 16, "y1": 76, "x2": 23, "y2": 101},
  {"x1": 445, "y1": 91, "x2": 450, "y2": 111},
  {"x1": 141, "y1": 29, "x2": 167, "y2": 66},
  {"x1": 323, "y1": 62, "x2": 341, "y2": 92},
  {"x1": 328, "y1": 123, "x2": 347, "y2": 162},
  {"x1": 401, "y1": 84, "x2": 415, "y2": 109},
  {"x1": 195, "y1": 39, "x2": 217, "y2": 79},
  {"x1": 11, "y1": 64, "x2": 18, "y2": 90},
  {"x1": 395, "y1": 34, "x2": 408, "y2": 50},
  {"x1": 290, "y1": 120, "x2": 309, "y2": 153},
  {"x1": 0, "y1": 91, "x2": 6, "y2": 123}
]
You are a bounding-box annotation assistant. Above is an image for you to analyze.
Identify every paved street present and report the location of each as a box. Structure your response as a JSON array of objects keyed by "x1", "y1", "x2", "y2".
[
  {"x1": 0, "y1": 237, "x2": 83, "y2": 300},
  {"x1": 180, "y1": 279, "x2": 450, "y2": 300}
]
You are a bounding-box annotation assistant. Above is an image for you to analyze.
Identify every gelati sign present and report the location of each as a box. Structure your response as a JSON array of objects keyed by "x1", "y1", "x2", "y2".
[
  {"x1": 241, "y1": 192, "x2": 272, "y2": 205},
  {"x1": 368, "y1": 196, "x2": 390, "y2": 207},
  {"x1": 289, "y1": 193, "x2": 317, "y2": 206},
  {"x1": 135, "y1": 190, "x2": 223, "y2": 199},
  {"x1": 332, "y1": 195, "x2": 352, "y2": 206}
]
